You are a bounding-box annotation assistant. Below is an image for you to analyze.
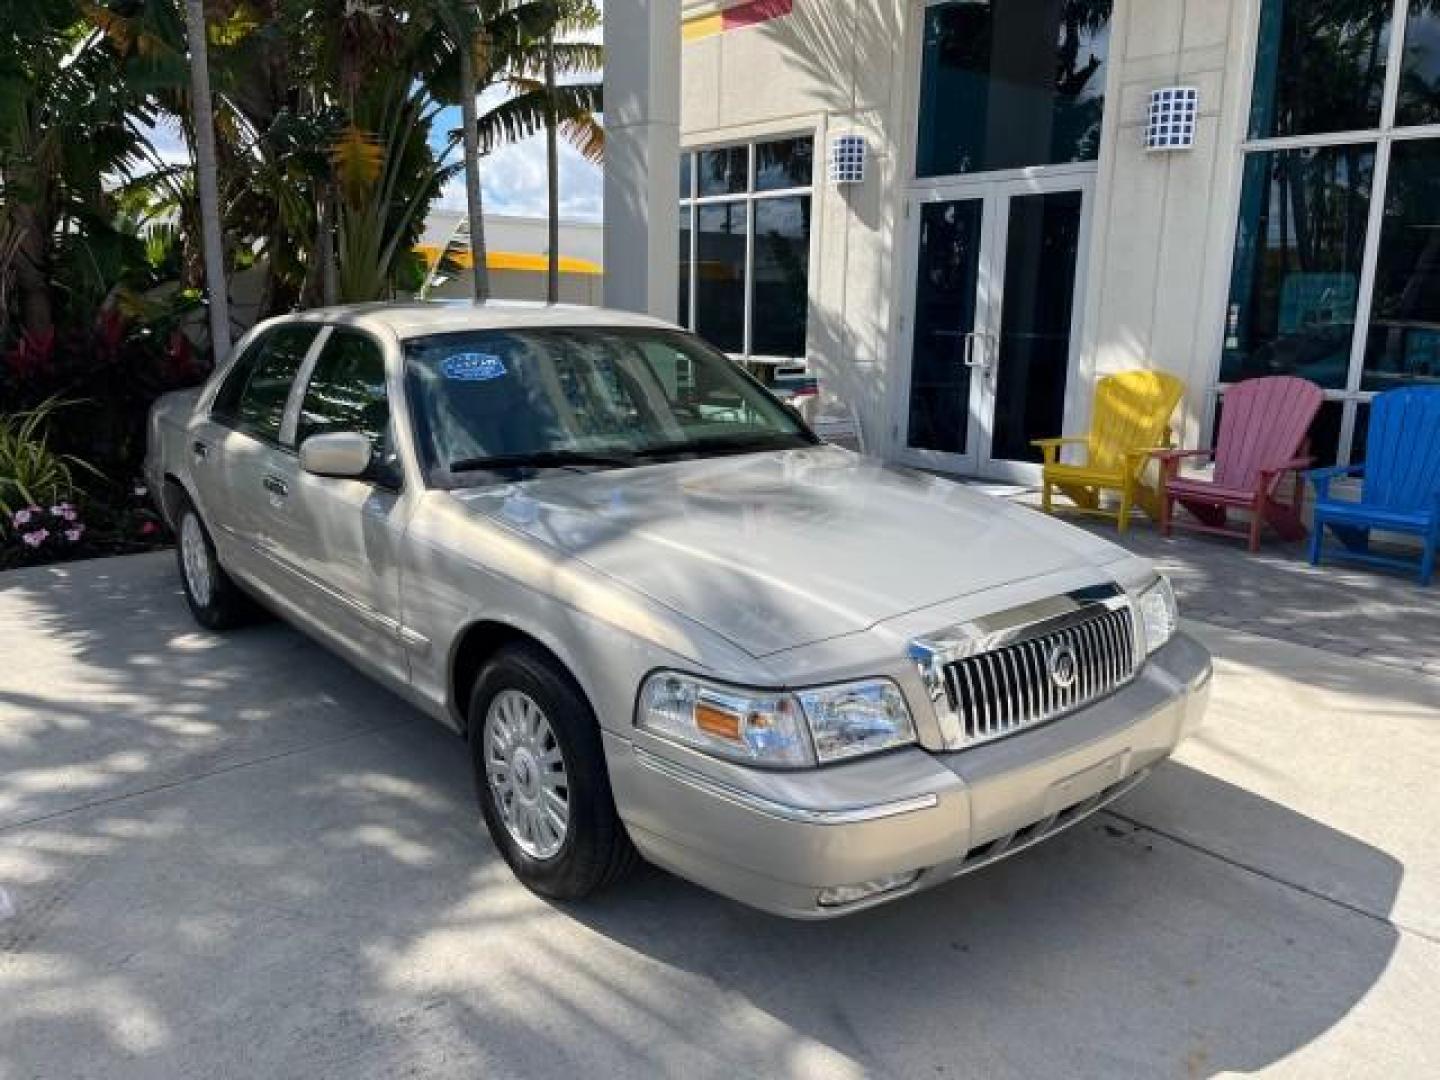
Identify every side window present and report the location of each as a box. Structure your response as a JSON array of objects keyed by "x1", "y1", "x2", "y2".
[
  {"x1": 236, "y1": 326, "x2": 318, "y2": 442},
  {"x1": 213, "y1": 325, "x2": 319, "y2": 441},
  {"x1": 297, "y1": 330, "x2": 389, "y2": 445},
  {"x1": 296, "y1": 329, "x2": 398, "y2": 484},
  {"x1": 211, "y1": 339, "x2": 265, "y2": 425}
]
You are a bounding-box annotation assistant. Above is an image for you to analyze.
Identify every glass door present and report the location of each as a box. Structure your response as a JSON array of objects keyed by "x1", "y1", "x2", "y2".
[
  {"x1": 898, "y1": 176, "x2": 1090, "y2": 481},
  {"x1": 898, "y1": 194, "x2": 989, "y2": 472},
  {"x1": 976, "y1": 178, "x2": 1091, "y2": 483}
]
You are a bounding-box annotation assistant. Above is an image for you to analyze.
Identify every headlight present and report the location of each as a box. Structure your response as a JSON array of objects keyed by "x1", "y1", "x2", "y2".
[
  {"x1": 1136, "y1": 575, "x2": 1178, "y2": 655},
  {"x1": 796, "y1": 680, "x2": 916, "y2": 763},
  {"x1": 636, "y1": 673, "x2": 916, "y2": 767},
  {"x1": 637, "y1": 673, "x2": 814, "y2": 767}
]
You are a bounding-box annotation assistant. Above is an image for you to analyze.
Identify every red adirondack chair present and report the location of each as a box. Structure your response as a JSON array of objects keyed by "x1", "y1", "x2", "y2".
[{"x1": 1153, "y1": 376, "x2": 1324, "y2": 552}]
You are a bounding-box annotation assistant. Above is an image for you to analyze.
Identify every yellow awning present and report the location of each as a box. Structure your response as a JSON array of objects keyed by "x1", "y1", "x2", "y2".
[{"x1": 414, "y1": 245, "x2": 602, "y2": 276}]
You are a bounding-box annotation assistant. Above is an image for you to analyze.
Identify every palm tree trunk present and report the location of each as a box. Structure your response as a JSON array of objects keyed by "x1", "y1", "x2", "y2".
[
  {"x1": 12, "y1": 201, "x2": 53, "y2": 337},
  {"x1": 459, "y1": 25, "x2": 490, "y2": 302},
  {"x1": 544, "y1": 28, "x2": 560, "y2": 304},
  {"x1": 185, "y1": 0, "x2": 232, "y2": 357}
]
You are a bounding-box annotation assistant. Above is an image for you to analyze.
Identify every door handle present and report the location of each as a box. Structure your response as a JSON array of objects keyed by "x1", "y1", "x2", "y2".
[
  {"x1": 192, "y1": 439, "x2": 211, "y2": 461},
  {"x1": 262, "y1": 474, "x2": 289, "y2": 500},
  {"x1": 964, "y1": 333, "x2": 1000, "y2": 374},
  {"x1": 963, "y1": 332, "x2": 986, "y2": 369}
]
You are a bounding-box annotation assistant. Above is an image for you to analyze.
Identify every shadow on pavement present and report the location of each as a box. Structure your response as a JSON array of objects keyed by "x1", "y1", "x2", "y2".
[{"x1": 0, "y1": 552, "x2": 1411, "y2": 1078}]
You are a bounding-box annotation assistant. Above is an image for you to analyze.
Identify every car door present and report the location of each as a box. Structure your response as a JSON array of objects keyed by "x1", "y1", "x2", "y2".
[
  {"x1": 274, "y1": 326, "x2": 411, "y2": 687},
  {"x1": 191, "y1": 322, "x2": 324, "y2": 592}
]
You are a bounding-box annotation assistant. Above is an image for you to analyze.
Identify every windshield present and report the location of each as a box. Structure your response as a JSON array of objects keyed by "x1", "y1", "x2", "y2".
[{"x1": 403, "y1": 326, "x2": 816, "y2": 484}]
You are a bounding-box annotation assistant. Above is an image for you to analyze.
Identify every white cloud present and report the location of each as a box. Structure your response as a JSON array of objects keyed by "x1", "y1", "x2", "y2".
[{"x1": 438, "y1": 135, "x2": 602, "y2": 222}]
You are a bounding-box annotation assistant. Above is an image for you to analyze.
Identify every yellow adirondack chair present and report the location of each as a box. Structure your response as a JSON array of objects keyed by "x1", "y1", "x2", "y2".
[{"x1": 1033, "y1": 371, "x2": 1185, "y2": 532}]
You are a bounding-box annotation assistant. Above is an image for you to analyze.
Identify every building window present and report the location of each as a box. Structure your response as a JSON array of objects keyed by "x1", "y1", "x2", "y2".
[
  {"x1": 679, "y1": 136, "x2": 814, "y2": 363},
  {"x1": 1220, "y1": 0, "x2": 1440, "y2": 466},
  {"x1": 916, "y1": 0, "x2": 1113, "y2": 178}
]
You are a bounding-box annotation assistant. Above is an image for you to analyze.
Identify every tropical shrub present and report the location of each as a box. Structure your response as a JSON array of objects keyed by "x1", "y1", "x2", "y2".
[{"x1": 0, "y1": 398, "x2": 97, "y2": 516}]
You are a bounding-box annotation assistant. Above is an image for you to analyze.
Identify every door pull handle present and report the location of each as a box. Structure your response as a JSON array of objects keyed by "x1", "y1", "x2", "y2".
[
  {"x1": 192, "y1": 440, "x2": 211, "y2": 460},
  {"x1": 262, "y1": 475, "x2": 289, "y2": 499}
]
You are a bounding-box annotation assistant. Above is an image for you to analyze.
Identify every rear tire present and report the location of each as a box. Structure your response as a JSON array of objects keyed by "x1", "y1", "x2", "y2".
[
  {"x1": 469, "y1": 643, "x2": 638, "y2": 900},
  {"x1": 173, "y1": 492, "x2": 253, "y2": 632}
]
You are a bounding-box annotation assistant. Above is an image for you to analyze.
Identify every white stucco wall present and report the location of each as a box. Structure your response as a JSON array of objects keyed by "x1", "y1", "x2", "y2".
[
  {"x1": 1079, "y1": 0, "x2": 1254, "y2": 451},
  {"x1": 680, "y1": 0, "x2": 1258, "y2": 459}
]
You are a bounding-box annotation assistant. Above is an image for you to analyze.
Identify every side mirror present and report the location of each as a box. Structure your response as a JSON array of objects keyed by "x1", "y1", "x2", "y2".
[{"x1": 300, "y1": 432, "x2": 374, "y2": 479}]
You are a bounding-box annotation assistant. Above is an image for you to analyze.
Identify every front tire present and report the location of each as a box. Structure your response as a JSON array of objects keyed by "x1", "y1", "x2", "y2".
[
  {"x1": 173, "y1": 493, "x2": 252, "y2": 631},
  {"x1": 469, "y1": 644, "x2": 638, "y2": 900}
]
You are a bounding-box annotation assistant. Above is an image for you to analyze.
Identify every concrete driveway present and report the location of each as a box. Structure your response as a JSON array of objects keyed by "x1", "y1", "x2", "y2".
[{"x1": 1, "y1": 552, "x2": 1437, "y2": 1079}]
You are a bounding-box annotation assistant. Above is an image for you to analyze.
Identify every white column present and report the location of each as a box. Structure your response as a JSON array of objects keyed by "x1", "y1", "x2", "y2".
[{"x1": 603, "y1": 0, "x2": 681, "y2": 320}]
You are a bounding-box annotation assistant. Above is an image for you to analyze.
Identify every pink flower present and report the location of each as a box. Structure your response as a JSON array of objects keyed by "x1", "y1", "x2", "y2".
[
  {"x1": 12, "y1": 509, "x2": 32, "y2": 526},
  {"x1": 65, "y1": 526, "x2": 84, "y2": 543},
  {"x1": 50, "y1": 504, "x2": 77, "y2": 522},
  {"x1": 21, "y1": 529, "x2": 48, "y2": 548}
]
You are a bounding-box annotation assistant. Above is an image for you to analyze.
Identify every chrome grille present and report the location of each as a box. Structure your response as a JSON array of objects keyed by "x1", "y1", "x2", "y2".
[{"x1": 944, "y1": 605, "x2": 1137, "y2": 746}]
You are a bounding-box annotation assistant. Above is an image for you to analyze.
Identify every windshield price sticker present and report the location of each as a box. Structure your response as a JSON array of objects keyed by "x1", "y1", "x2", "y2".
[{"x1": 442, "y1": 353, "x2": 507, "y2": 381}]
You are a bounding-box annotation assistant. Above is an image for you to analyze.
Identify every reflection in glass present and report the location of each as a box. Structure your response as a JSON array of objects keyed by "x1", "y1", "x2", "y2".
[
  {"x1": 1352, "y1": 400, "x2": 1371, "y2": 463},
  {"x1": 695, "y1": 202, "x2": 747, "y2": 354},
  {"x1": 990, "y1": 191, "x2": 1082, "y2": 463},
  {"x1": 908, "y1": 199, "x2": 983, "y2": 455},
  {"x1": 234, "y1": 327, "x2": 318, "y2": 441},
  {"x1": 1248, "y1": 0, "x2": 1390, "y2": 138},
  {"x1": 750, "y1": 197, "x2": 811, "y2": 357},
  {"x1": 1398, "y1": 5, "x2": 1440, "y2": 125},
  {"x1": 1362, "y1": 138, "x2": 1440, "y2": 389},
  {"x1": 1221, "y1": 145, "x2": 1374, "y2": 388},
  {"x1": 755, "y1": 138, "x2": 814, "y2": 192},
  {"x1": 916, "y1": 0, "x2": 1111, "y2": 178},
  {"x1": 698, "y1": 146, "x2": 747, "y2": 197},
  {"x1": 297, "y1": 332, "x2": 390, "y2": 447},
  {"x1": 679, "y1": 210, "x2": 692, "y2": 328}
]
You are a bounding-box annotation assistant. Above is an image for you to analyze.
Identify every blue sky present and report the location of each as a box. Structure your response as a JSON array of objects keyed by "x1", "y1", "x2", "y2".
[{"x1": 431, "y1": 84, "x2": 604, "y2": 222}]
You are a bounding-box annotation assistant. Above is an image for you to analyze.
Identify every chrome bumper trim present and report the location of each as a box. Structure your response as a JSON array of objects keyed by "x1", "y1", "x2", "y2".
[{"x1": 633, "y1": 747, "x2": 940, "y2": 826}]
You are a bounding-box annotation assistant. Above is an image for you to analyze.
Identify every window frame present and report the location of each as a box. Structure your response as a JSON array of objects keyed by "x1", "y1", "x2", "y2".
[
  {"x1": 679, "y1": 132, "x2": 817, "y2": 366},
  {"x1": 1215, "y1": 0, "x2": 1440, "y2": 466}
]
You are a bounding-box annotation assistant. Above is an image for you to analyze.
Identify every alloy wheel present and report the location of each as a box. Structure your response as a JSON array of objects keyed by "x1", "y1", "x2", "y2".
[{"x1": 483, "y1": 689, "x2": 571, "y2": 860}]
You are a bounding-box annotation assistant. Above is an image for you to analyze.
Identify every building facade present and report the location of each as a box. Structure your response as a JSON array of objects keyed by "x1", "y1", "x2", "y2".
[{"x1": 675, "y1": 0, "x2": 1440, "y2": 481}]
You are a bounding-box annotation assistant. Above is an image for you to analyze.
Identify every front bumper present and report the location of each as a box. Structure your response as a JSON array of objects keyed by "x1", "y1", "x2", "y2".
[{"x1": 607, "y1": 632, "x2": 1212, "y2": 918}]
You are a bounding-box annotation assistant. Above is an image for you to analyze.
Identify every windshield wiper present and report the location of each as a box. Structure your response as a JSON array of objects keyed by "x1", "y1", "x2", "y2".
[
  {"x1": 630, "y1": 433, "x2": 814, "y2": 461},
  {"x1": 447, "y1": 449, "x2": 638, "y2": 474}
]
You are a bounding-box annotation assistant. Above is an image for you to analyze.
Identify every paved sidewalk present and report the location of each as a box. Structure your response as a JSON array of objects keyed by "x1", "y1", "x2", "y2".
[
  {"x1": 1, "y1": 552, "x2": 1437, "y2": 1078},
  {"x1": 1000, "y1": 490, "x2": 1440, "y2": 680}
]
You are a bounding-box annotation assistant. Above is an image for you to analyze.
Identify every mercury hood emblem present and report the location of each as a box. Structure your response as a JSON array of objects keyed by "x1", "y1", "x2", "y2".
[{"x1": 1048, "y1": 642, "x2": 1079, "y2": 690}]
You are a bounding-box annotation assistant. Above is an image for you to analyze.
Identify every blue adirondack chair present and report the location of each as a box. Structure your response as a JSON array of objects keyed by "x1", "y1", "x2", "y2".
[{"x1": 1307, "y1": 386, "x2": 1440, "y2": 585}]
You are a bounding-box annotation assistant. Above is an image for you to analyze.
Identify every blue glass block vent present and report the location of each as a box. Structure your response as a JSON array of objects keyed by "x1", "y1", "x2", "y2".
[{"x1": 1146, "y1": 87, "x2": 1198, "y2": 151}]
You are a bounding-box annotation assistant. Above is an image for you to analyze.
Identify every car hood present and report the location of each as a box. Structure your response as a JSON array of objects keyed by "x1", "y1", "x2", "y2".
[{"x1": 449, "y1": 446, "x2": 1125, "y2": 657}]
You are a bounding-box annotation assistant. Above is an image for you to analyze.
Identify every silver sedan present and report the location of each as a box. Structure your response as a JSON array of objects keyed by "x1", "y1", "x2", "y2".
[{"x1": 146, "y1": 302, "x2": 1210, "y2": 917}]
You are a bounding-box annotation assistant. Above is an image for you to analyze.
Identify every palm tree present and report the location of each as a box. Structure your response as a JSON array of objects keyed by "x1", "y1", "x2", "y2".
[
  {"x1": 0, "y1": 0, "x2": 158, "y2": 339},
  {"x1": 184, "y1": 0, "x2": 231, "y2": 355},
  {"x1": 424, "y1": 0, "x2": 600, "y2": 303},
  {"x1": 474, "y1": 0, "x2": 601, "y2": 301},
  {"x1": 538, "y1": 0, "x2": 600, "y2": 301},
  {"x1": 457, "y1": 16, "x2": 491, "y2": 301}
]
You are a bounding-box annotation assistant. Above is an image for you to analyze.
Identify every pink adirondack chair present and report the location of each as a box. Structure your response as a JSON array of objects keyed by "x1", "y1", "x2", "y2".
[{"x1": 1154, "y1": 376, "x2": 1324, "y2": 552}]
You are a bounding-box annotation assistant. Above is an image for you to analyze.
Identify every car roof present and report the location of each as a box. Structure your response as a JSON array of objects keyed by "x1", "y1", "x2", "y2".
[{"x1": 272, "y1": 300, "x2": 680, "y2": 341}]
